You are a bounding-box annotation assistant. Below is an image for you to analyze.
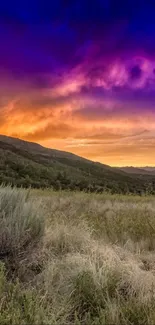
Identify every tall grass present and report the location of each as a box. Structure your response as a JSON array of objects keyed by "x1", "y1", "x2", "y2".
[
  {"x1": 1, "y1": 186, "x2": 155, "y2": 324},
  {"x1": 0, "y1": 186, "x2": 44, "y2": 257}
]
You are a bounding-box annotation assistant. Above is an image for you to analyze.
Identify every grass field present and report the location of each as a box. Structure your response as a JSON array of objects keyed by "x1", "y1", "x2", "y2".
[{"x1": 1, "y1": 186, "x2": 155, "y2": 324}]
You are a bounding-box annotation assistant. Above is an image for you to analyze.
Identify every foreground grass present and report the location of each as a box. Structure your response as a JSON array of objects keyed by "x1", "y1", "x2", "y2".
[{"x1": 1, "y1": 187, "x2": 155, "y2": 324}]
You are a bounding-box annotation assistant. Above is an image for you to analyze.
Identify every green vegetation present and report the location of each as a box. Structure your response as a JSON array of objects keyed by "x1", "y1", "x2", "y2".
[
  {"x1": 0, "y1": 134, "x2": 155, "y2": 194},
  {"x1": 1, "y1": 186, "x2": 155, "y2": 324}
]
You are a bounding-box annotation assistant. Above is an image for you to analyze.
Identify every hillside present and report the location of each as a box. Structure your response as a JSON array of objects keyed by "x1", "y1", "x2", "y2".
[
  {"x1": 139, "y1": 167, "x2": 155, "y2": 173},
  {"x1": 0, "y1": 134, "x2": 154, "y2": 194},
  {"x1": 118, "y1": 166, "x2": 155, "y2": 175}
]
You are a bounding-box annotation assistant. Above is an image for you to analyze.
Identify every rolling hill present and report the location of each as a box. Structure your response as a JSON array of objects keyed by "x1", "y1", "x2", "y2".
[
  {"x1": 0, "y1": 134, "x2": 154, "y2": 194},
  {"x1": 117, "y1": 166, "x2": 155, "y2": 175}
]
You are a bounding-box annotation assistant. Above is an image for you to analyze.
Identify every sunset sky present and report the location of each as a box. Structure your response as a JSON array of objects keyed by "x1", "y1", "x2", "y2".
[{"x1": 0, "y1": 0, "x2": 155, "y2": 166}]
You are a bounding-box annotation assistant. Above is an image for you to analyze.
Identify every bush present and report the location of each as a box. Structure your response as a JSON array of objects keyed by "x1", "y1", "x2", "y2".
[{"x1": 0, "y1": 186, "x2": 44, "y2": 257}]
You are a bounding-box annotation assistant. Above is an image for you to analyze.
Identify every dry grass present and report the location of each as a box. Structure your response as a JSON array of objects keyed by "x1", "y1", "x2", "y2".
[
  {"x1": 0, "y1": 186, "x2": 44, "y2": 257},
  {"x1": 1, "y1": 187, "x2": 155, "y2": 324}
]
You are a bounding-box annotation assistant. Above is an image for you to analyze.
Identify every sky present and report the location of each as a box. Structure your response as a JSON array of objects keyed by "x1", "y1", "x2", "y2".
[{"x1": 0, "y1": 0, "x2": 155, "y2": 166}]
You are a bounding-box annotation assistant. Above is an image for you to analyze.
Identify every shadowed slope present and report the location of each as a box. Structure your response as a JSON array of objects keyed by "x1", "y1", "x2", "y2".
[{"x1": 0, "y1": 134, "x2": 153, "y2": 194}]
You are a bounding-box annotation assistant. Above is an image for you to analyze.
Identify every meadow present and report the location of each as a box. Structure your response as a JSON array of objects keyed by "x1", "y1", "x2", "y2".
[{"x1": 1, "y1": 187, "x2": 155, "y2": 324}]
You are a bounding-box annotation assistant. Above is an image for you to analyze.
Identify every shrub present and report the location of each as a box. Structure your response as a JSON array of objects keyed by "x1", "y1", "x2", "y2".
[{"x1": 0, "y1": 186, "x2": 44, "y2": 258}]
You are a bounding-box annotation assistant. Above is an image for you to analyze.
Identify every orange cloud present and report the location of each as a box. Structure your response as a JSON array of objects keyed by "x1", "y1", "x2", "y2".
[{"x1": 0, "y1": 86, "x2": 155, "y2": 166}]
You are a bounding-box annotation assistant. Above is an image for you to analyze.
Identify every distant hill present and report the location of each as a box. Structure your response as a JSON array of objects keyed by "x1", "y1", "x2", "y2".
[
  {"x1": 118, "y1": 166, "x2": 155, "y2": 175},
  {"x1": 139, "y1": 167, "x2": 155, "y2": 173},
  {"x1": 0, "y1": 134, "x2": 154, "y2": 194}
]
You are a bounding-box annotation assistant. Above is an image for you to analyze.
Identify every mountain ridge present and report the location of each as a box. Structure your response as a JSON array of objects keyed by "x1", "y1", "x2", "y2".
[
  {"x1": 0, "y1": 134, "x2": 154, "y2": 194},
  {"x1": 118, "y1": 166, "x2": 155, "y2": 175}
]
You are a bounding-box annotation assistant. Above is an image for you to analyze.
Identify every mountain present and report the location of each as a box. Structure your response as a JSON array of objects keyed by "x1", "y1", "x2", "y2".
[
  {"x1": 139, "y1": 167, "x2": 155, "y2": 173},
  {"x1": 0, "y1": 134, "x2": 154, "y2": 194},
  {"x1": 118, "y1": 166, "x2": 155, "y2": 175}
]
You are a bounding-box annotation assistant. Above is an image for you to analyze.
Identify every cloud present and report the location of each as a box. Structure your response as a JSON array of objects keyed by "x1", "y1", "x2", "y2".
[
  {"x1": 1, "y1": 1, "x2": 155, "y2": 165},
  {"x1": 129, "y1": 65, "x2": 142, "y2": 80},
  {"x1": 25, "y1": 122, "x2": 76, "y2": 141}
]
